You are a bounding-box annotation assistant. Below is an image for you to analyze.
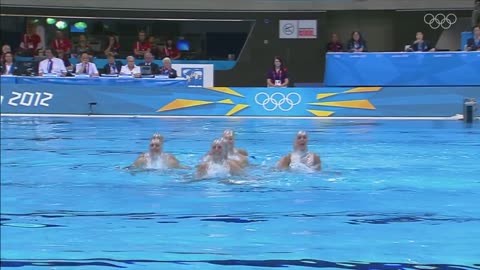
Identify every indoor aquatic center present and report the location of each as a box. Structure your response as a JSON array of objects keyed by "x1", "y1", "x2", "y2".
[{"x1": 1, "y1": 0, "x2": 479, "y2": 269}]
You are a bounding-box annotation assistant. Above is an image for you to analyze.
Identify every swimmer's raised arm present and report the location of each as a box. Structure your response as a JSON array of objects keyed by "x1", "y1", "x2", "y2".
[
  {"x1": 228, "y1": 160, "x2": 244, "y2": 175},
  {"x1": 276, "y1": 154, "x2": 291, "y2": 170},
  {"x1": 195, "y1": 163, "x2": 208, "y2": 179},
  {"x1": 129, "y1": 153, "x2": 148, "y2": 168},
  {"x1": 165, "y1": 154, "x2": 190, "y2": 169},
  {"x1": 312, "y1": 154, "x2": 322, "y2": 171},
  {"x1": 237, "y1": 148, "x2": 248, "y2": 156}
]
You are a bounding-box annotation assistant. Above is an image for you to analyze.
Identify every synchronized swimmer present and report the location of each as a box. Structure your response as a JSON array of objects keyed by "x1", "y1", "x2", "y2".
[
  {"x1": 128, "y1": 130, "x2": 322, "y2": 179},
  {"x1": 129, "y1": 133, "x2": 189, "y2": 170}
]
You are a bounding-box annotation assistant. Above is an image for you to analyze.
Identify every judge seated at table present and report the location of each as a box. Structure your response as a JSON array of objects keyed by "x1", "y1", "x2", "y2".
[
  {"x1": 38, "y1": 48, "x2": 67, "y2": 76},
  {"x1": 103, "y1": 52, "x2": 122, "y2": 75},
  {"x1": 120, "y1": 56, "x2": 141, "y2": 78},
  {"x1": 347, "y1": 31, "x2": 367, "y2": 52},
  {"x1": 406, "y1": 32, "x2": 435, "y2": 52},
  {"x1": 465, "y1": 25, "x2": 480, "y2": 51},
  {"x1": 74, "y1": 53, "x2": 99, "y2": 77},
  {"x1": 0, "y1": 52, "x2": 21, "y2": 76},
  {"x1": 159, "y1": 57, "x2": 177, "y2": 78},
  {"x1": 139, "y1": 52, "x2": 160, "y2": 75}
]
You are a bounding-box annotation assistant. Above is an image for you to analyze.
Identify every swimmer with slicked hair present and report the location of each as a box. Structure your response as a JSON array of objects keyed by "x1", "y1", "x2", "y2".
[
  {"x1": 196, "y1": 138, "x2": 244, "y2": 179},
  {"x1": 276, "y1": 131, "x2": 322, "y2": 171},
  {"x1": 129, "y1": 133, "x2": 189, "y2": 169},
  {"x1": 222, "y1": 129, "x2": 249, "y2": 167}
]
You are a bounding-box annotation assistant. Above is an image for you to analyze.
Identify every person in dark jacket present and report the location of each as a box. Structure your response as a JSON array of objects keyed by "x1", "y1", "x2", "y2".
[
  {"x1": 159, "y1": 57, "x2": 177, "y2": 78},
  {"x1": 103, "y1": 52, "x2": 123, "y2": 75},
  {"x1": 407, "y1": 32, "x2": 435, "y2": 52},
  {"x1": 347, "y1": 31, "x2": 367, "y2": 52},
  {"x1": 466, "y1": 25, "x2": 480, "y2": 51},
  {"x1": 0, "y1": 52, "x2": 21, "y2": 75},
  {"x1": 139, "y1": 52, "x2": 160, "y2": 75}
]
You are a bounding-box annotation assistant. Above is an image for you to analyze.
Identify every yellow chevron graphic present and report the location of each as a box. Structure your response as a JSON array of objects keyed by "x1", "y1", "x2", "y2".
[
  {"x1": 207, "y1": 87, "x2": 244, "y2": 97},
  {"x1": 217, "y1": 99, "x2": 234, "y2": 104},
  {"x1": 316, "y1": 93, "x2": 338, "y2": 100},
  {"x1": 226, "y1": 104, "x2": 249, "y2": 116},
  {"x1": 307, "y1": 110, "x2": 335, "y2": 117},
  {"x1": 309, "y1": 100, "x2": 376, "y2": 110},
  {"x1": 157, "y1": 99, "x2": 214, "y2": 112},
  {"x1": 344, "y1": 87, "x2": 382, "y2": 93}
]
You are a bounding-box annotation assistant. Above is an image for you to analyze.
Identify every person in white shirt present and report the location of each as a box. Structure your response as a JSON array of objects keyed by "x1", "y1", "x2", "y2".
[
  {"x1": 38, "y1": 48, "x2": 67, "y2": 76},
  {"x1": 120, "y1": 56, "x2": 141, "y2": 77},
  {"x1": 75, "y1": 53, "x2": 99, "y2": 77}
]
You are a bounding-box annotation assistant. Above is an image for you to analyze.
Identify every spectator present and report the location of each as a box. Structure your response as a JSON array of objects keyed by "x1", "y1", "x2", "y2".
[
  {"x1": 104, "y1": 35, "x2": 120, "y2": 57},
  {"x1": 267, "y1": 56, "x2": 289, "y2": 88},
  {"x1": 120, "y1": 56, "x2": 141, "y2": 77},
  {"x1": 148, "y1": 36, "x2": 160, "y2": 58},
  {"x1": 407, "y1": 32, "x2": 435, "y2": 52},
  {"x1": 73, "y1": 34, "x2": 92, "y2": 57},
  {"x1": 75, "y1": 53, "x2": 99, "y2": 77},
  {"x1": 57, "y1": 49, "x2": 72, "y2": 70},
  {"x1": 38, "y1": 48, "x2": 67, "y2": 76},
  {"x1": 35, "y1": 48, "x2": 45, "y2": 56},
  {"x1": 133, "y1": 31, "x2": 150, "y2": 58},
  {"x1": 139, "y1": 52, "x2": 160, "y2": 74},
  {"x1": 51, "y1": 31, "x2": 72, "y2": 54},
  {"x1": 347, "y1": 31, "x2": 367, "y2": 52},
  {"x1": 326, "y1": 33, "x2": 343, "y2": 52},
  {"x1": 465, "y1": 25, "x2": 480, "y2": 51},
  {"x1": 102, "y1": 52, "x2": 122, "y2": 75},
  {"x1": 162, "y1": 39, "x2": 181, "y2": 60},
  {"x1": 1, "y1": 44, "x2": 12, "y2": 63},
  {"x1": 0, "y1": 52, "x2": 20, "y2": 75},
  {"x1": 159, "y1": 57, "x2": 177, "y2": 78},
  {"x1": 18, "y1": 23, "x2": 41, "y2": 57}
]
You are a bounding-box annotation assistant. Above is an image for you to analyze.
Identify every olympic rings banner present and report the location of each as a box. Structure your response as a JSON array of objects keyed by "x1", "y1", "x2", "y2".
[
  {"x1": 1, "y1": 76, "x2": 479, "y2": 117},
  {"x1": 423, "y1": 13, "x2": 457, "y2": 30}
]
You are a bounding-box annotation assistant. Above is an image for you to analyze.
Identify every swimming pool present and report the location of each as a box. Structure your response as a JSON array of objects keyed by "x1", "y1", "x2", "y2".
[{"x1": 1, "y1": 116, "x2": 479, "y2": 270}]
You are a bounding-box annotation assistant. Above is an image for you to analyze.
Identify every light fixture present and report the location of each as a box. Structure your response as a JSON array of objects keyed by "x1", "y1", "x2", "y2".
[
  {"x1": 46, "y1": 18, "x2": 56, "y2": 24},
  {"x1": 55, "y1": 21, "x2": 68, "y2": 30}
]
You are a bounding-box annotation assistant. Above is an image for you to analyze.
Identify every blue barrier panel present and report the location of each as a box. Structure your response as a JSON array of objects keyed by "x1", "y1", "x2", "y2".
[
  {"x1": 15, "y1": 57, "x2": 237, "y2": 71},
  {"x1": 324, "y1": 52, "x2": 480, "y2": 87},
  {"x1": 1, "y1": 77, "x2": 479, "y2": 117}
]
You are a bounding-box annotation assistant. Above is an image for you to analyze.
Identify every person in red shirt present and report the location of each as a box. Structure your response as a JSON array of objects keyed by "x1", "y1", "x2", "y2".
[
  {"x1": 133, "y1": 31, "x2": 151, "y2": 59},
  {"x1": 18, "y1": 24, "x2": 41, "y2": 56},
  {"x1": 51, "y1": 31, "x2": 72, "y2": 54},
  {"x1": 161, "y1": 39, "x2": 181, "y2": 60}
]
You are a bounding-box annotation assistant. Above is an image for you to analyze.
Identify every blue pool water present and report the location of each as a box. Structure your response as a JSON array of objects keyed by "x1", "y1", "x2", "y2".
[{"x1": 1, "y1": 117, "x2": 479, "y2": 270}]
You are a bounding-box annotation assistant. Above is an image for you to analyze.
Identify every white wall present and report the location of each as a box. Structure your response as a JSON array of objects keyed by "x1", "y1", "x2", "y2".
[{"x1": 0, "y1": 0, "x2": 474, "y2": 11}]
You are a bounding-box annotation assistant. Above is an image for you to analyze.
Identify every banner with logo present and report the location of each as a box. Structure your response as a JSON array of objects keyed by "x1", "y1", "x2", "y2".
[
  {"x1": 325, "y1": 52, "x2": 480, "y2": 87},
  {"x1": 279, "y1": 20, "x2": 317, "y2": 39},
  {"x1": 2, "y1": 77, "x2": 479, "y2": 117},
  {"x1": 172, "y1": 64, "x2": 214, "y2": 88}
]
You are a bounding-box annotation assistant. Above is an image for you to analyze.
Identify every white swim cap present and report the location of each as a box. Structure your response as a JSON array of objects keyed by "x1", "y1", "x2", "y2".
[
  {"x1": 223, "y1": 129, "x2": 234, "y2": 137},
  {"x1": 151, "y1": 133, "x2": 164, "y2": 141},
  {"x1": 297, "y1": 130, "x2": 308, "y2": 136}
]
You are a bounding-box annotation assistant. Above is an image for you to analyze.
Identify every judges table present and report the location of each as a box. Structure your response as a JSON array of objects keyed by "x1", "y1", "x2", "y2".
[{"x1": 325, "y1": 52, "x2": 480, "y2": 87}]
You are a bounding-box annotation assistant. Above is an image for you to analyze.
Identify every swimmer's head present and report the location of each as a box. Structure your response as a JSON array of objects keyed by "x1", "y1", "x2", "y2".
[
  {"x1": 222, "y1": 129, "x2": 235, "y2": 146},
  {"x1": 151, "y1": 133, "x2": 164, "y2": 142},
  {"x1": 149, "y1": 138, "x2": 163, "y2": 155},
  {"x1": 222, "y1": 129, "x2": 235, "y2": 151},
  {"x1": 210, "y1": 139, "x2": 227, "y2": 161},
  {"x1": 294, "y1": 130, "x2": 308, "y2": 151},
  {"x1": 220, "y1": 137, "x2": 232, "y2": 153}
]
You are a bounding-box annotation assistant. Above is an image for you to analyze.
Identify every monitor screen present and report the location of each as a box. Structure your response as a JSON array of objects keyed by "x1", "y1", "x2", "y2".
[
  {"x1": 177, "y1": 40, "x2": 190, "y2": 51},
  {"x1": 70, "y1": 25, "x2": 86, "y2": 33}
]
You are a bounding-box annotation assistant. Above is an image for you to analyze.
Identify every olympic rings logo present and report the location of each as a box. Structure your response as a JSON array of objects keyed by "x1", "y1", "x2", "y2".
[
  {"x1": 254, "y1": 92, "x2": 302, "y2": 111},
  {"x1": 424, "y1": 13, "x2": 457, "y2": 30}
]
